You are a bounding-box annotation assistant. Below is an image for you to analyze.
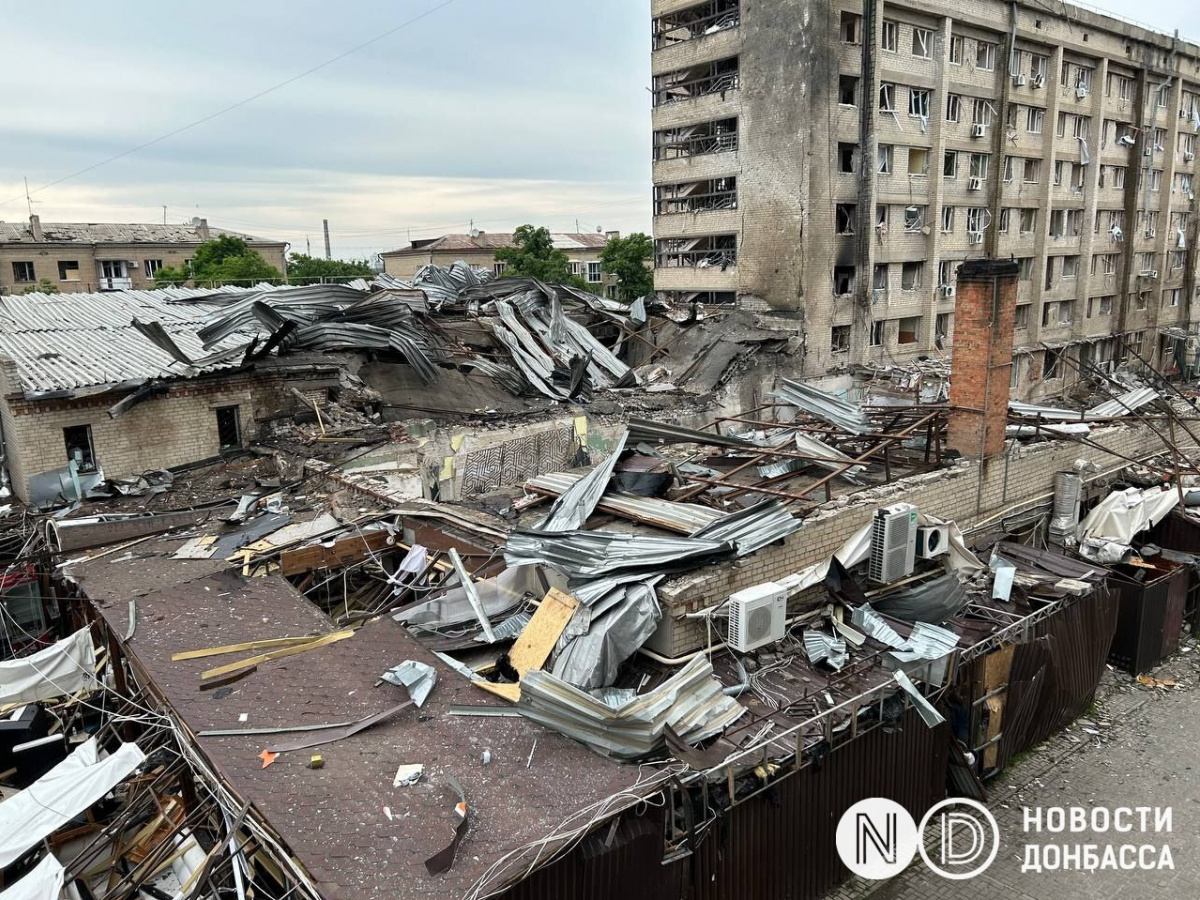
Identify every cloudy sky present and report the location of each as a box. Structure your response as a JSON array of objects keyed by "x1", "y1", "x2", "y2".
[{"x1": 0, "y1": 0, "x2": 1192, "y2": 259}]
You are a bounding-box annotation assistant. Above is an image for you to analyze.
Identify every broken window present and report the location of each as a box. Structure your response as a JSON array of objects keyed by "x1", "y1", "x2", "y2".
[
  {"x1": 912, "y1": 27, "x2": 932, "y2": 58},
  {"x1": 654, "y1": 177, "x2": 738, "y2": 214},
  {"x1": 909, "y1": 89, "x2": 931, "y2": 119},
  {"x1": 831, "y1": 324, "x2": 851, "y2": 352},
  {"x1": 998, "y1": 208, "x2": 1011, "y2": 233},
  {"x1": 1164, "y1": 288, "x2": 1182, "y2": 308},
  {"x1": 838, "y1": 142, "x2": 858, "y2": 173},
  {"x1": 1088, "y1": 295, "x2": 1113, "y2": 317},
  {"x1": 879, "y1": 83, "x2": 896, "y2": 112},
  {"x1": 1017, "y1": 257, "x2": 1033, "y2": 280},
  {"x1": 1019, "y1": 208, "x2": 1037, "y2": 234},
  {"x1": 1030, "y1": 54, "x2": 1048, "y2": 83},
  {"x1": 1044, "y1": 256, "x2": 1057, "y2": 288},
  {"x1": 216, "y1": 406, "x2": 242, "y2": 450},
  {"x1": 1004, "y1": 157, "x2": 1015, "y2": 182},
  {"x1": 873, "y1": 263, "x2": 889, "y2": 291},
  {"x1": 969, "y1": 153, "x2": 989, "y2": 180},
  {"x1": 878, "y1": 144, "x2": 894, "y2": 175},
  {"x1": 652, "y1": 0, "x2": 741, "y2": 48},
  {"x1": 652, "y1": 56, "x2": 739, "y2": 106},
  {"x1": 935, "y1": 313, "x2": 951, "y2": 343},
  {"x1": 898, "y1": 316, "x2": 920, "y2": 344},
  {"x1": 1043, "y1": 347, "x2": 1062, "y2": 379},
  {"x1": 946, "y1": 94, "x2": 961, "y2": 123},
  {"x1": 1026, "y1": 107, "x2": 1045, "y2": 133},
  {"x1": 143, "y1": 259, "x2": 163, "y2": 279},
  {"x1": 976, "y1": 40, "x2": 995, "y2": 71},
  {"x1": 901, "y1": 262, "x2": 923, "y2": 290},
  {"x1": 966, "y1": 208, "x2": 988, "y2": 233},
  {"x1": 949, "y1": 35, "x2": 963, "y2": 65},
  {"x1": 840, "y1": 11, "x2": 861, "y2": 44},
  {"x1": 1144, "y1": 210, "x2": 1159, "y2": 238},
  {"x1": 653, "y1": 118, "x2": 738, "y2": 160},
  {"x1": 57, "y1": 260, "x2": 80, "y2": 282},
  {"x1": 870, "y1": 320, "x2": 885, "y2": 346},
  {"x1": 494, "y1": 261, "x2": 508, "y2": 276},
  {"x1": 839, "y1": 74, "x2": 859, "y2": 106},
  {"x1": 11, "y1": 261, "x2": 34, "y2": 283},
  {"x1": 971, "y1": 98, "x2": 993, "y2": 127},
  {"x1": 833, "y1": 266, "x2": 856, "y2": 295},
  {"x1": 1150, "y1": 169, "x2": 1163, "y2": 192},
  {"x1": 1015, "y1": 304, "x2": 1030, "y2": 329},
  {"x1": 1062, "y1": 255, "x2": 1079, "y2": 279},
  {"x1": 903, "y1": 205, "x2": 926, "y2": 232},
  {"x1": 908, "y1": 147, "x2": 929, "y2": 176},
  {"x1": 655, "y1": 234, "x2": 737, "y2": 268},
  {"x1": 943, "y1": 150, "x2": 958, "y2": 178},
  {"x1": 876, "y1": 205, "x2": 888, "y2": 231},
  {"x1": 1053, "y1": 160, "x2": 1066, "y2": 186},
  {"x1": 836, "y1": 203, "x2": 857, "y2": 234},
  {"x1": 1023, "y1": 159, "x2": 1040, "y2": 183},
  {"x1": 938, "y1": 260, "x2": 956, "y2": 285},
  {"x1": 63, "y1": 424, "x2": 96, "y2": 472},
  {"x1": 882, "y1": 20, "x2": 898, "y2": 52},
  {"x1": 941, "y1": 206, "x2": 956, "y2": 233}
]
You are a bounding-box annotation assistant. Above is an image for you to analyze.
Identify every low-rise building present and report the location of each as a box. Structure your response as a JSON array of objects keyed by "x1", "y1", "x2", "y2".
[
  {"x1": 380, "y1": 230, "x2": 616, "y2": 287},
  {"x1": 0, "y1": 216, "x2": 288, "y2": 294}
]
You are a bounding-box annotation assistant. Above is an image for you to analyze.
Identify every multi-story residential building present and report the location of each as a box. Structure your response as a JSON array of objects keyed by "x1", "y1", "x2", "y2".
[
  {"x1": 650, "y1": 0, "x2": 1200, "y2": 397},
  {"x1": 381, "y1": 231, "x2": 617, "y2": 288},
  {"x1": 0, "y1": 217, "x2": 288, "y2": 294}
]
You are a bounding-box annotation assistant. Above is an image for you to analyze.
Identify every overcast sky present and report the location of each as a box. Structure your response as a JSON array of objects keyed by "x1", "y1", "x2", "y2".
[{"x1": 0, "y1": 0, "x2": 1192, "y2": 258}]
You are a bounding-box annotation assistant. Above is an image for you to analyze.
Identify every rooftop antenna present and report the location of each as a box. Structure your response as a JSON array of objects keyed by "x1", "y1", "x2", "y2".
[
  {"x1": 162, "y1": 205, "x2": 167, "y2": 225},
  {"x1": 23, "y1": 177, "x2": 38, "y2": 218}
]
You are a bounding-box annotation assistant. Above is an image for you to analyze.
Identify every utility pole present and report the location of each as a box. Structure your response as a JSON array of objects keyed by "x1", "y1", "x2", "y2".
[
  {"x1": 322, "y1": 219, "x2": 331, "y2": 260},
  {"x1": 163, "y1": 205, "x2": 167, "y2": 225},
  {"x1": 306, "y1": 235, "x2": 311, "y2": 255}
]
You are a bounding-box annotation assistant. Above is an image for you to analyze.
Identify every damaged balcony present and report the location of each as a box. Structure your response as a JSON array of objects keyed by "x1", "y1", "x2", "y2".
[
  {"x1": 652, "y1": 56, "x2": 739, "y2": 108},
  {"x1": 653, "y1": 233, "x2": 738, "y2": 291},
  {"x1": 652, "y1": 0, "x2": 740, "y2": 50},
  {"x1": 654, "y1": 176, "x2": 738, "y2": 217},
  {"x1": 652, "y1": 117, "x2": 739, "y2": 186}
]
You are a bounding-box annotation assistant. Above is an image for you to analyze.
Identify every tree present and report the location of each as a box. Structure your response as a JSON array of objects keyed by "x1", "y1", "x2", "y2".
[
  {"x1": 599, "y1": 232, "x2": 654, "y2": 302},
  {"x1": 494, "y1": 225, "x2": 588, "y2": 289},
  {"x1": 19, "y1": 278, "x2": 59, "y2": 295},
  {"x1": 155, "y1": 235, "x2": 282, "y2": 287},
  {"x1": 286, "y1": 253, "x2": 375, "y2": 284}
]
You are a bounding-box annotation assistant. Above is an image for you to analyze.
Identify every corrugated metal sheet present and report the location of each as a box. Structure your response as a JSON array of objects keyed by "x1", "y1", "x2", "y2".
[
  {"x1": 525, "y1": 472, "x2": 724, "y2": 534},
  {"x1": 499, "y1": 707, "x2": 948, "y2": 900},
  {"x1": 770, "y1": 378, "x2": 874, "y2": 434}
]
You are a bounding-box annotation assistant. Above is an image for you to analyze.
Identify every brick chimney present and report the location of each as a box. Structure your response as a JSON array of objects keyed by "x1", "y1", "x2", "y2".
[
  {"x1": 29, "y1": 214, "x2": 44, "y2": 241},
  {"x1": 947, "y1": 258, "x2": 1019, "y2": 461},
  {"x1": 196, "y1": 218, "x2": 211, "y2": 240}
]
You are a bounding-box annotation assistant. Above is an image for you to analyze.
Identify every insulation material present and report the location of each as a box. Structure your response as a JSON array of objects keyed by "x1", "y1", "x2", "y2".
[
  {"x1": 0, "y1": 853, "x2": 65, "y2": 900},
  {"x1": 0, "y1": 738, "x2": 146, "y2": 867},
  {"x1": 1077, "y1": 485, "x2": 1191, "y2": 562},
  {"x1": 0, "y1": 628, "x2": 97, "y2": 706}
]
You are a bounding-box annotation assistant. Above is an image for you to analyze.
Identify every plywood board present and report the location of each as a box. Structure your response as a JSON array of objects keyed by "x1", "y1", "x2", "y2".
[
  {"x1": 279, "y1": 531, "x2": 393, "y2": 576},
  {"x1": 508, "y1": 588, "x2": 579, "y2": 678}
]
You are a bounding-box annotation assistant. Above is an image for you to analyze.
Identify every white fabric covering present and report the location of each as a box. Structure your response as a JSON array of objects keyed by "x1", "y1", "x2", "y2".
[
  {"x1": 0, "y1": 853, "x2": 65, "y2": 900},
  {"x1": 0, "y1": 628, "x2": 97, "y2": 706},
  {"x1": 0, "y1": 738, "x2": 145, "y2": 867}
]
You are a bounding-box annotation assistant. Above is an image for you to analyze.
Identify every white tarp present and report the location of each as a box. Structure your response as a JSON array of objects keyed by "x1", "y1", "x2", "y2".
[
  {"x1": 0, "y1": 628, "x2": 97, "y2": 706},
  {"x1": 779, "y1": 513, "x2": 983, "y2": 596},
  {"x1": 0, "y1": 737, "x2": 145, "y2": 867},
  {"x1": 1077, "y1": 485, "x2": 1197, "y2": 562},
  {"x1": 0, "y1": 853, "x2": 65, "y2": 900}
]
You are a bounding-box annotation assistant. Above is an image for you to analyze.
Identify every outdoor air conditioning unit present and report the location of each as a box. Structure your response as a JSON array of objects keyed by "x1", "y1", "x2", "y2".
[
  {"x1": 972, "y1": 124, "x2": 988, "y2": 139},
  {"x1": 1032, "y1": 73, "x2": 1045, "y2": 89},
  {"x1": 968, "y1": 230, "x2": 985, "y2": 245},
  {"x1": 868, "y1": 503, "x2": 918, "y2": 584},
  {"x1": 1186, "y1": 152, "x2": 1196, "y2": 163},
  {"x1": 940, "y1": 284, "x2": 956, "y2": 298},
  {"x1": 1150, "y1": 269, "x2": 1159, "y2": 278},
  {"x1": 1014, "y1": 74, "x2": 1027, "y2": 87},
  {"x1": 1076, "y1": 85, "x2": 1089, "y2": 100},
  {"x1": 915, "y1": 525, "x2": 950, "y2": 559},
  {"x1": 967, "y1": 176, "x2": 983, "y2": 191},
  {"x1": 727, "y1": 582, "x2": 787, "y2": 653}
]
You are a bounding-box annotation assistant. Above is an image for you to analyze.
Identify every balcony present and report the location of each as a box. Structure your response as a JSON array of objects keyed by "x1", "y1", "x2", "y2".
[
  {"x1": 653, "y1": 118, "x2": 738, "y2": 162},
  {"x1": 652, "y1": 57, "x2": 739, "y2": 108},
  {"x1": 98, "y1": 277, "x2": 133, "y2": 291},
  {"x1": 653, "y1": 0, "x2": 739, "y2": 50},
  {"x1": 654, "y1": 177, "x2": 737, "y2": 216}
]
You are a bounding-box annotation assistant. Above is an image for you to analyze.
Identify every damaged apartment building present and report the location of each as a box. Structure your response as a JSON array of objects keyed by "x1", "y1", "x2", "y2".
[
  {"x1": 651, "y1": 0, "x2": 1200, "y2": 397},
  {"x1": 5, "y1": 258, "x2": 1200, "y2": 900}
]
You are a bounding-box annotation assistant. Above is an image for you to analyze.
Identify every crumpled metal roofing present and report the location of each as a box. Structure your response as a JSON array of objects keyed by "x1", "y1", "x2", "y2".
[
  {"x1": 770, "y1": 378, "x2": 874, "y2": 434},
  {"x1": 534, "y1": 432, "x2": 628, "y2": 532},
  {"x1": 689, "y1": 499, "x2": 802, "y2": 555},
  {"x1": 803, "y1": 629, "x2": 847, "y2": 670},
  {"x1": 518, "y1": 654, "x2": 745, "y2": 759},
  {"x1": 1009, "y1": 386, "x2": 1159, "y2": 421},
  {"x1": 504, "y1": 529, "x2": 736, "y2": 583},
  {"x1": 525, "y1": 471, "x2": 723, "y2": 534}
]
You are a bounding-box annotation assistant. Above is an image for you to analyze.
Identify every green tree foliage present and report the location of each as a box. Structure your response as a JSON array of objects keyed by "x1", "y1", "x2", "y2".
[
  {"x1": 155, "y1": 235, "x2": 282, "y2": 287},
  {"x1": 19, "y1": 278, "x2": 59, "y2": 295},
  {"x1": 599, "y1": 232, "x2": 653, "y2": 302},
  {"x1": 286, "y1": 253, "x2": 375, "y2": 283},
  {"x1": 494, "y1": 225, "x2": 588, "y2": 289}
]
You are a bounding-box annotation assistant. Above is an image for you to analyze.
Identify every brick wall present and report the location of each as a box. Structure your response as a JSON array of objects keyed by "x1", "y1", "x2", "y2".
[
  {"x1": 0, "y1": 368, "x2": 335, "y2": 502},
  {"x1": 649, "y1": 420, "x2": 1183, "y2": 656}
]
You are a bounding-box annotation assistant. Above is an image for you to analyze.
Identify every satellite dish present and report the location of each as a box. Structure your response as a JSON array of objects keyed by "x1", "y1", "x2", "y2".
[
  {"x1": 596, "y1": 225, "x2": 603, "y2": 233},
  {"x1": 191, "y1": 216, "x2": 202, "y2": 226}
]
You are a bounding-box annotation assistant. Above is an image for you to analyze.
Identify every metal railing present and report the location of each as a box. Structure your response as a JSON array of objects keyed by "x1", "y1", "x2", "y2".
[
  {"x1": 652, "y1": 1, "x2": 740, "y2": 49},
  {"x1": 653, "y1": 123, "x2": 738, "y2": 160},
  {"x1": 653, "y1": 64, "x2": 739, "y2": 107}
]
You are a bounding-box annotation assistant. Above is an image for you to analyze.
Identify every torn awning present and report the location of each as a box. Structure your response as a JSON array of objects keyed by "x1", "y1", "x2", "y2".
[
  {"x1": 1077, "y1": 485, "x2": 1196, "y2": 562},
  {"x1": 0, "y1": 737, "x2": 146, "y2": 867},
  {"x1": 0, "y1": 854, "x2": 65, "y2": 900},
  {"x1": 0, "y1": 627, "x2": 97, "y2": 706}
]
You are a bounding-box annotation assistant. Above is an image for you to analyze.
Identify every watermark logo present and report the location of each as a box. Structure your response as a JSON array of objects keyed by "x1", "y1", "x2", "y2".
[
  {"x1": 918, "y1": 799, "x2": 1000, "y2": 880},
  {"x1": 835, "y1": 798, "x2": 918, "y2": 880}
]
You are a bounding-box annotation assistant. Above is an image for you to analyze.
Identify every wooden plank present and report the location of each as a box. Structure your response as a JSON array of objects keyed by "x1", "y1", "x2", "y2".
[
  {"x1": 508, "y1": 588, "x2": 579, "y2": 678},
  {"x1": 172, "y1": 635, "x2": 320, "y2": 661},
  {"x1": 279, "y1": 530, "x2": 394, "y2": 576},
  {"x1": 200, "y1": 630, "x2": 354, "y2": 680},
  {"x1": 472, "y1": 680, "x2": 522, "y2": 703}
]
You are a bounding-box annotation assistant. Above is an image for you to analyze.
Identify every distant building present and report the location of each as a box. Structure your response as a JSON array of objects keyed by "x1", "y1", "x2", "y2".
[
  {"x1": 381, "y1": 231, "x2": 617, "y2": 288},
  {"x1": 0, "y1": 216, "x2": 288, "y2": 294}
]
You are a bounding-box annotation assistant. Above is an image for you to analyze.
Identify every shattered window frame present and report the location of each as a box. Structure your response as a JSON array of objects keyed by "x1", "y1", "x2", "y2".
[
  {"x1": 216, "y1": 405, "x2": 242, "y2": 451},
  {"x1": 63, "y1": 423, "x2": 97, "y2": 473}
]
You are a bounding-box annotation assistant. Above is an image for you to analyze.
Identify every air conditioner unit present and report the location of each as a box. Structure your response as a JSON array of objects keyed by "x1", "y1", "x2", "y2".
[
  {"x1": 968, "y1": 230, "x2": 985, "y2": 245},
  {"x1": 1014, "y1": 74, "x2": 1027, "y2": 87},
  {"x1": 1185, "y1": 152, "x2": 1196, "y2": 163},
  {"x1": 940, "y1": 284, "x2": 956, "y2": 298},
  {"x1": 972, "y1": 124, "x2": 988, "y2": 139},
  {"x1": 869, "y1": 503, "x2": 918, "y2": 584},
  {"x1": 727, "y1": 582, "x2": 787, "y2": 652},
  {"x1": 915, "y1": 525, "x2": 950, "y2": 559},
  {"x1": 1076, "y1": 85, "x2": 1089, "y2": 99},
  {"x1": 1150, "y1": 269, "x2": 1159, "y2": 278},
  {"x1": 1032, "y1": 73, "x2": 1046, "y2": 89},
  {"x1": 967, "y1": 176, "x2": 983, "y2": 191}
]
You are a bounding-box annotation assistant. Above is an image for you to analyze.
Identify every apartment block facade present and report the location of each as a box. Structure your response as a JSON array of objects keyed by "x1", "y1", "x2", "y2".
[{"x1": 650, "y1": 0, "x2": 1200, "y2": 397}]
